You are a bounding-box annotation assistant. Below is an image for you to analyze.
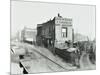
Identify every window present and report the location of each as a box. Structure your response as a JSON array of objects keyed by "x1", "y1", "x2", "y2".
[{"x1": 62, "y1": 27, "x2": 67, "y2": 37}]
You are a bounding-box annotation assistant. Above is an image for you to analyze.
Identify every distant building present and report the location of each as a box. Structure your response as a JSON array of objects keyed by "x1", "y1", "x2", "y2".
[
  {"x1": 21, "y1": 27, "x2": 37, "y2": 44},
  {"x1": 36, "y1": 14, "x2": 73, "y2": 50},
  {"x1": 74, "y1": 33, "x2": 88, "y2": 42}
]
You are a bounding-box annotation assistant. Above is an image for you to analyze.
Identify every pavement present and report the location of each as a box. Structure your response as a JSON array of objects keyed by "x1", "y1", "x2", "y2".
[
  {"x1": 23, "y1": 43, "x2": 77, "y2": 69},
  {"x1": 11, "y1": 63, "x2": 23, "y2": 75},
  {"x1": 79, "y1": 52, "x2": 96, "y2": 70},
  {"x1": 11, "y1": 41, "x2": 96, "y2": 74}
]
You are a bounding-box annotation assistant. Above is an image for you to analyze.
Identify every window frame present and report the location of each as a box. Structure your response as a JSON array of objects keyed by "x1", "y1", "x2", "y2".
[{"x1": 61, "y1": 27, "x2": 67, "y2": 38}]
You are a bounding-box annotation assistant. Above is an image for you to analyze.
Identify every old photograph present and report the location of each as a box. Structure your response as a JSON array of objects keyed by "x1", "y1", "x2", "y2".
[{"x1": 11, "y1": 0, "x2": 96, "y2": 74}]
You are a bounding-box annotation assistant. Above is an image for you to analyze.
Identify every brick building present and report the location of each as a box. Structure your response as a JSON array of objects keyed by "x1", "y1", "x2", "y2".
[{"x1": 36, "y1": 14, "x2": 73, "y2": 51}]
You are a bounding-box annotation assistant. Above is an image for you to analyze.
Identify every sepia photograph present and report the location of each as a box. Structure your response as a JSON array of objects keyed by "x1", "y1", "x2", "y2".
[{"x1": 10, "y1": 0, "x2": 96, "y2": 74}]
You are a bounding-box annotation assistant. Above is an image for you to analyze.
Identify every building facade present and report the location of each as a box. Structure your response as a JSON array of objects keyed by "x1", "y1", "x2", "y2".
[
  {"x1": 36, "y1": 14, "x2": 73, "y2": 51},
  {"x1": 21, "y1": 27, "x2": 37, "y2": 44}
]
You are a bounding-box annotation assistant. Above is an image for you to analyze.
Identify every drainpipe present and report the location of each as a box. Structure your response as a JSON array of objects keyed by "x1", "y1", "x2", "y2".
[{"x1": 72, "y1": 28, "x2": 74, "y2": 47}]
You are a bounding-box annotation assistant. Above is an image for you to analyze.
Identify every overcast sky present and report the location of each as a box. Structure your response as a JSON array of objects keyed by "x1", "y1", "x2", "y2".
[{"x1": 11, "y1": 0, "x2": 96, "y2": 40}]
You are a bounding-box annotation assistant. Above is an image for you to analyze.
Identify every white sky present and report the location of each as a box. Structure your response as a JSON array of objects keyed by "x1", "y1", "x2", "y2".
[{"x1": 11, "y1": 0, "x2": 96, "y2": 40}]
